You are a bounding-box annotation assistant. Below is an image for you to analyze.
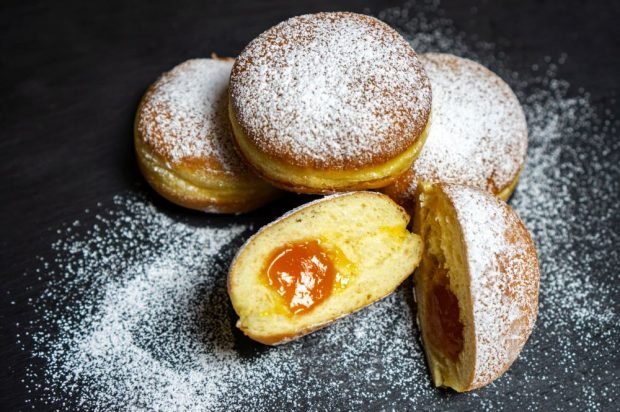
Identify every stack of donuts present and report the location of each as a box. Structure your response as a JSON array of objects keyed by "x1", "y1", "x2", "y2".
[{"x1": 135, "y1": 12, "x2": 539, "y2": 392}]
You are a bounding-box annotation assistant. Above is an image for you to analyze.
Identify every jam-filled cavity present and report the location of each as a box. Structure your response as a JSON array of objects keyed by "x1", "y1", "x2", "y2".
[
  {"x1": 425, "y1": 267, "x2": 464, "y2": 362},
  {"x1": 265, "y1": 240, "x2": 338, "y2": 314},
  {"x1": 418, "y1": 191, "x2": 465, "y2": 364}
]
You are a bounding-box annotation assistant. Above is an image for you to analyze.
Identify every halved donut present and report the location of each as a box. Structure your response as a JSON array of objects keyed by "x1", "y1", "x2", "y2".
[
  {"x1": 413, "y1": 182, "x2": 540, "y2": 391},
  {"x1": 228, "y1": 192, "x2": 422, "y2": 344}
]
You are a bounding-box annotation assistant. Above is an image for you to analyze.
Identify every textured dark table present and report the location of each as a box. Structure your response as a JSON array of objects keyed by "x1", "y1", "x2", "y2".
[{"x1": 1, "y1": 1, "x2": 619, "y2": 410}]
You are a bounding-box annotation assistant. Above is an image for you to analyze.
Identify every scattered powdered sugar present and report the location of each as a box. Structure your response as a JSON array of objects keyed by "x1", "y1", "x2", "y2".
[
  {"x1": 230, "y1": 12, "x2": 431, "y2": 169},
  {"x1": 391, "y1": 53, "x2": 528, "y2": 200},
  {"x1": 22, "y1": 1, "x2": 619, "y2": 410},
  {"x1": 137, "y1": 58, "x2": 245, "y2": 172},
  {"x1": 25, "y1": 194, "x2": 435, "y2": 410}
]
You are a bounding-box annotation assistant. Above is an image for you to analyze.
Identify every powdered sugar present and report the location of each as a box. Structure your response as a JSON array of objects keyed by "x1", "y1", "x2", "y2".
[
  {"x1": 230, "y1": 12, "x2": 431, "y2": 169},
  {"x1": 399, "y1": 53, "x2": 527, "y2": 198},
  {"x1": 26, "y1": 196, "x2": 250, "y2": 409},
  {"x1": 25, "y1": 194, "x2": 435, "y2": 410},
  {"x1": 22, "y1": 2, "x2": 619, "y2": 410},
  {"x1": 137, "y1": 58, "x2": 245, "y2": 172}
]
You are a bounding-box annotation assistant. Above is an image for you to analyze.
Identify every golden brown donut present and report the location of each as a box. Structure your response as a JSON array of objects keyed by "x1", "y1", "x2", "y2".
[
  {"x1": 135, "y1": 57, "x2": 280, "y2": 213},
  {"x1": 229, "y1": 12, "x2": 432, "y2": 194},
  {"x1": 382, "y1": 53, "x2": 528, "y2": 209},
  {"x1": 413, "y1": 182, "x2": 540, "y2": 392}
]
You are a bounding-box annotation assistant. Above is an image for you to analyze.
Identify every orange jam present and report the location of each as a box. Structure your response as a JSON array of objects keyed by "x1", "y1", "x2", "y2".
[
  {"x1": 265, "y1": 240, "x2": 337, "y2": 315},
  {"x1": 426, "y1": 268, "x2": 464, "y2": 361}
]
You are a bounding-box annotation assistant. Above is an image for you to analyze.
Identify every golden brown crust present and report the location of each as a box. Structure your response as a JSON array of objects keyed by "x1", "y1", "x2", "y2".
[
  {"x1": 134, "y1": 58, "x2": 280, "y2": 213},
  {"x1": 228, "y1": 12, "x2": 431, "y2": 190},
  {"x1": 228, "y1": 103, "x2": 430, "y2": 194},
  {"x1": 136, "y1": 147, "x2": 279, "y2": 214},
  {"x1": 229, "y1": 101, "x2": 431, "y2": 194}
]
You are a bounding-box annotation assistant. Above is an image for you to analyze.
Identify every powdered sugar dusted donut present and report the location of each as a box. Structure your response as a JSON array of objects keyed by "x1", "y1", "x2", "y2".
[
  {"x1": 135, "y1": 58, "x2": 280, "y2": 213},
  {"x1": 413, "y1": 182, "x2": 539, "y2": 392},
  {"x1": 383, "y1": 53, "x2": 528, "y2": 208},
  {"x1": 229, "y1": 12, "x2": 432, "y2": 194}
]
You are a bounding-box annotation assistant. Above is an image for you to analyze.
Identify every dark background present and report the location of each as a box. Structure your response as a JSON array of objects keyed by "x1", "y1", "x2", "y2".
[{"x1": 1, "y1": 0, "x2": 619, "y2": 410}]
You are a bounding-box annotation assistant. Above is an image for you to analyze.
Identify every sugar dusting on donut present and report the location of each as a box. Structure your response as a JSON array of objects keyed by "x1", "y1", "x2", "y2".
[
  {"x1": 137, "y1": 58, "x2": 246, "y2": 173},
  {"x1": 443, "y1": 184, "x2": 539, "y2": 387},
  {"x1": 390, "y1": 53, "x2": 528, "y2": 200},
  {"x1": 230, "y1": 12, "x2": 432, "y2": 169}
]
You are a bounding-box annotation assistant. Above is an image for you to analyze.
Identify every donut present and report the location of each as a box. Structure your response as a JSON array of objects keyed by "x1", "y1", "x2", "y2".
[
  {"x1": 228, "y1": 12, "x2": 432, "y2": 194},
  {"x1": 228, "y1": 192, "x2": 422, "y2": 345},
  {"x1": 382, "y1": 53, "x2": 528, "y2": 209},
  {"x1": 134, "y1": 57, "x2": 280, "y2": 213},
  {"x1": 413, "y1": 182, "x2": 540, "y2": 391}
]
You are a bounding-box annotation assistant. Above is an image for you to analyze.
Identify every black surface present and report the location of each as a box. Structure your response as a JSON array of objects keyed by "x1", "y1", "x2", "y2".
[{"x1": 1, "y1": 0, "x2": 619, "y2": 410}]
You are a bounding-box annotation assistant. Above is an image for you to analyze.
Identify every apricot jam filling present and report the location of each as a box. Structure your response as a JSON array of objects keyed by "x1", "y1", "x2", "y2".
[
  {"x1": 264, "y1": 239, "x2": 351, "y2": 315},
  {"x1": 426, "y1": 267, "x2": 464, "y2": 362}
]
